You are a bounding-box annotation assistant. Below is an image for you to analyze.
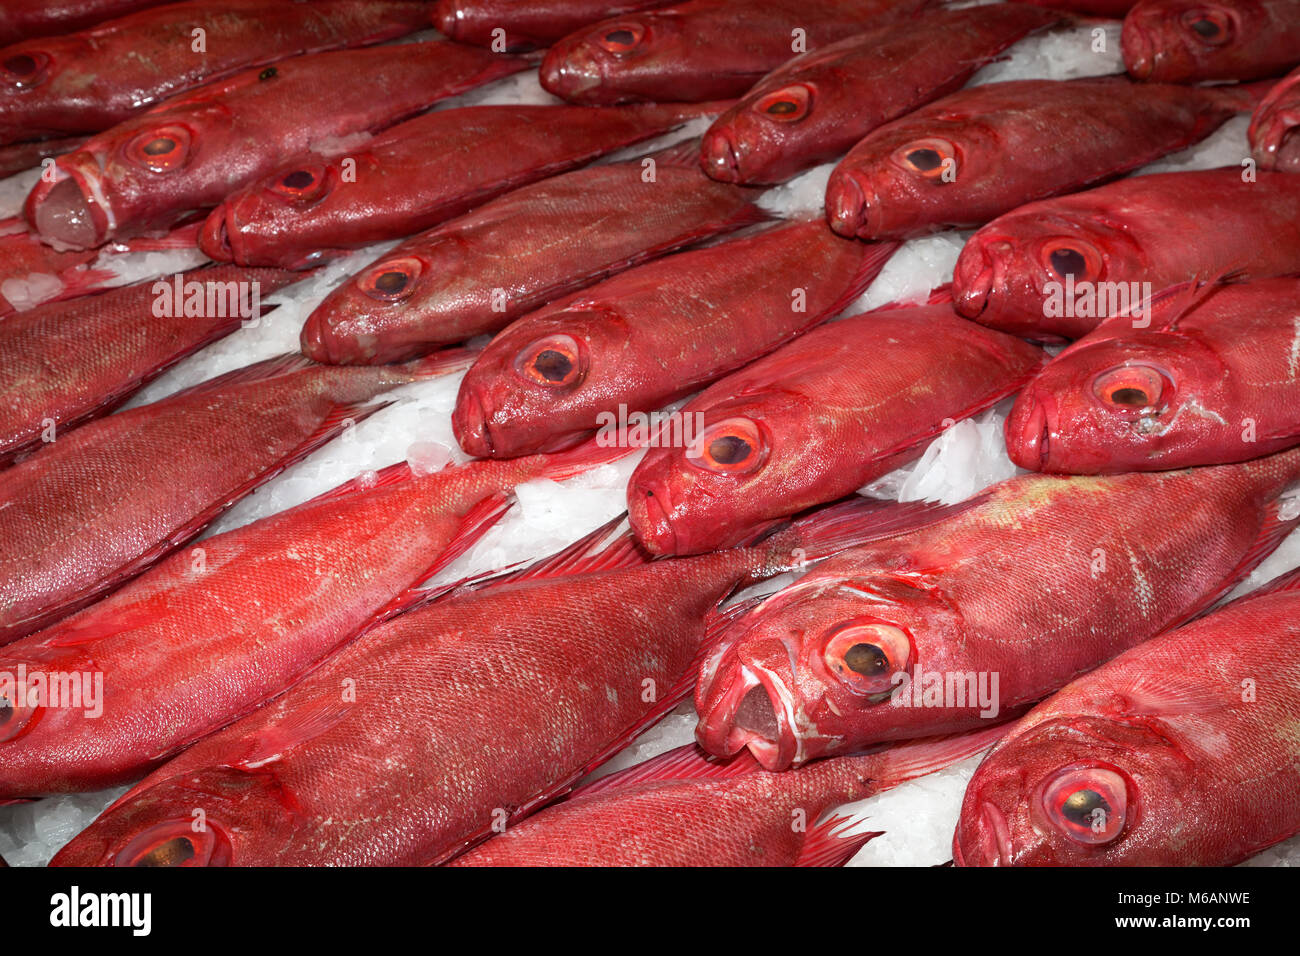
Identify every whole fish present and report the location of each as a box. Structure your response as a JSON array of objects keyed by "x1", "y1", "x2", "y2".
[
  {"x1": 1123, "y1": 0, "x2": 1300, "y2": 83},
  {"x1": 300, "y1": 151, "x2": 767, "y2": 364},
  {"x1": 701, "y1": 3, "x2": 1064, "y2": 185},
  {"x1": 693, "y1": 448, "x2": 1300, "y2": 770},
  {"x1": 23, "y1": 42, "x2": 526, "y2": 249},
  {"x1": 824, "y1": 77, "x2": 1254, "y2": 240},
  {"x1": 199, "y1": 102, "x2": 726, "y2": 270},
  {"x1": 0, "y1": 442, "x2": 622, "y2": 798},
  {"x1": 626, "y1": 305, "x2": 1046, "y2": 556},
  {"x1": 538, "y1": 0, "x2": 934, "y2": 105},
  {"x1": 47, "y1": 501, "x2": 901, "y2": 866},
  {"x1": 953, "y1": 570, "x2": 1300, "y2": 866},
  {"x1": 0, "y1": 351, "x2": 468, "y2": 645},
  {"x1": 1250, "y1": 66, "x2": 1300, "y2": 173},
  {"x1": 453, "y1": 220, "x2": 897, "y2": 459},
  {"x1": 952, "y1": 168, "x2": 1300, "y2": 340},
  {"x1": 453, "y1": 729, "x2": 1003, "y2": 866},
  {"x1": 0, "y1": 0, "x2": 175, "y2": 46},
  {"x1": 435, "y1": 0, "x2": 678, "y2": 50},
  {"x1": 0, "y1": 265, "x2": 297, "y2": 465},
  {"x1": 0, "y1": 0, "x2": 432, "y2": 145},
  {"x1": 1005, "y1": 277, "x2": 1300, "y2": 474}
]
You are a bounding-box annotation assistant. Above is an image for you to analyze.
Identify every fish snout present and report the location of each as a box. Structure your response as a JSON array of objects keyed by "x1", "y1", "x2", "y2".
[
  {"x1": 538, "y1": 45, "x2": 604, "y2": 102},
  {"x1": 694, "y1": 637, "x2": 800, "y2": 771},
  {"x1": 625, "y1": 477, "x2": 680, "y2": 555},
  {"x1": 198, "y1": 205, "x2": 236, "y2": 262},
  {"x1": 955, "y1": 801, "x2": 1014, "y2": 867},
  {"x1": 432, "y1": 0, "x2": 466, "y2": 40},
  {"x1": 953, "y1": 238, "x2": 1014, "y2": 320},
  {"x1": 1120, "y1": 22, "x2": 1155, "y2": 80},
  {"x1": 1004, "y1": 390, "x2": 1054, "y2": 472},
  {"x1": 1253, "y1": 103, "x2": 1300, "y2": 173},
  {"x1": 451, "y1": 384, "x2": 496, "y2": 458},
  {"x1": 24, "y1": 155, "x2": 110, "y2": 250},
  {"x1": 700, "y1": 127, "x2": 741, "y2": 183},
  {"x1": 825, "y1": 168, "x2": 878, "y2": 239}
]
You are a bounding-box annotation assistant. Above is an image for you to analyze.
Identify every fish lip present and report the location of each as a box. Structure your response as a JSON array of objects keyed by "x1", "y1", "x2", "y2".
[
  {"x1": 538, "y1": 46, "x2": 603, "y2": 99},
  {"x1": 1254, "y1": 107, "x2": 1300, "y2": 172},
  {"x1": 24, "y1": 153, "x2": 111, "y2": 249},
  {"x1": 626, "y1": 479, "x2": 679, "y2": 555},
  {"x1": 953, "y1": 238, "x2": 1012, "y2": 320},
  {"x1": 451, "y1": 385, "x2": 495, "y2": 457},
  {"x1": 972, "y1": 801, "x2": 1014, "y2": 866},
  {"x1": 198, "y1": 205, "x2": 235, "y2": 262},
  {"x1": 826, "y1": 168, "x2": 877, "y2": 239},
  {"x1": 433, "y1": 0, "x2": 464, "y2": 39},
  {"x1": 1120, "y1": 23, "x2": 1154, "y2": 80},
  {"x1": 1006, "y1": 391, "x2": 1055, "y2": 472},
  {"x1": 695, "y1": 652, "x2": 799, "y2": 771},
  {"x1": 700, "y1": 128, "x2": 741, "y2": 182}
]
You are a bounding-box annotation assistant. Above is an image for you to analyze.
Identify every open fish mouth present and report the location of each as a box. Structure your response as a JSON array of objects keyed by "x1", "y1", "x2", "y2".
[
  {"x1": 24, "y1": 154, "x2": 113, "y2": 250},
  {"x1": 695, "y1": 645, "x2": 800, "y2": 770},
  {"x1": 1256, "y1": 108, "x2": 1300, "y2": 172}
]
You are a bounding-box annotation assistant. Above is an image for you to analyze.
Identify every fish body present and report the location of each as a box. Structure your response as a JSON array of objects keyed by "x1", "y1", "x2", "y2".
[
  {"x1": 23, "y1": 41, "x2": 526, "y2": 249},
  {"x1": 300, "y1": 156, "x2": 766, "y2": 364},
  {"x1": 1123, "y1": 0, "x2": 1300, "y2": 83},
  {"x1": 0, "y1": 0, "x2": 432, "y2": 145},
  {"x1": 0, "y1": 353, "x2": 463, "y2": 644},
  {"x1": 452, "y1": 220, "x2": 897, "y2": 459},
  {"x1": 1005, "y1": 277, "x2": 1300, "y2": 473},
  {"x1": 0, "y1": 0, "x2": 174, "y2": 47},
  {"x1": 0, "y1": 265, "x2": 297, "y2": 464},
  {"x1": 538, "y1": 0, "x2": 934, "y2": 105},
  {"x1": 952, "y1": 169, "x2": 1300, "y2": 340},
  {"x1": 693, "y1": 448, "x2": 1300, "y2": 770},
  {"x1": 953, "y1": 573, "x2": 1300, "y2": 866},
  {"x1": 435, "y1": 0, "x2": 678, "y2": 50},
  {"x1": 0, "y1": 445, "x2": 616, "y2": 797},
  {"x1": 198, "y1": 102, "x2": 725, "y2": 269},
  {"x1": 701, "y1": 3, "x2": 1064, "y2": 185},
  {"x1": 626, "y1": 305, "x2": 1046, "y2": 555},
  {"x1": 1250, "y1": 66, "x2": 1300, "y2": 172},
  {"x1": 825, "y1": 77, "x2": 1248, "y2": 240}
]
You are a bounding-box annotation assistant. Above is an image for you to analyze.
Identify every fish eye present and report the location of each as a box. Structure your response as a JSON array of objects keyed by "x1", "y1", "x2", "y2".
[
  {"x1": 271, "y1": 165, "x2": 330, "y2": 203},
  {"x1": 1040, "y1": 239, "x2": 1102, "y2": 282},
  {"x1": 821, "y1": 618, "x2": 912, "y2": 700},
  {"x1": 597, "y1": 23, "x2": 644, "y2": 54},
  {"x1": 1092, "y1": 365, "x2": 1166, "y2": 411},
  {"x1": 1039, "y1": 766, "x2": 1128, "y2": 845},
  {"x1": 1182, "y1": 9, "x2": 1233, "y2": 44},
  {"x1": 115, "y1": 820, "x2": 232, "y2": 867},
  {"x1": 3, "y1": 51, "x2": 50, "y2": 88},
  {"x1": 0, "y1": 692, "x2": 40, "y2": 744},
  {"x1": 754, "y1": 84, "x2": 813, "y2": 122},
  {"x1": 514, "y1": 333, "x2": 587, "y2": 387},
  {"x1": 894, "y1": 138, "x2": 957, "y2": 180},
  {"x1": 126, "y1": 125, "x2": 193, "y2": 173},
  {"x1": 358, "y1": 256, "x2": 423, "y2": 302},
  {"x1": 686, "y1": 417, "x2": 766, "y2": 474}
]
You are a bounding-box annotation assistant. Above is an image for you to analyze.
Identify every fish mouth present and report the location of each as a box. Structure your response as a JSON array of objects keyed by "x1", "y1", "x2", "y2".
[
  {"x1": 700, "y1": 129, "x2": 741, "y2": 182},
  {"x1": 538, "y1": 46, "x2": 604, "y2": 101},
  {"x1": 956, "y1": 801, "x2": 1014, "y2": 867},
  {"x1": 198, "y1": 205, "x2": 236, "y2": 262},
  {"x1": 433, "y1": 0, "x2": 466, "y2": 40},
  {"x1": 451, "y1": 385, "x2": 496, "y2": 458},
  {"x1": 24, "y1": 154, "x2": 112, "y2": 250},
  {"x1": 695, "y1": 650, "x2": 800, "y2": 771},
  {"x1": 1120, "y1": 23, "x2": 1154, "y2": 80},
  {"x1": 1004, "y1": 391, "x2": 1054, "y2": 472},
  {"x1": 825, "y1": 168, "x2": 878, "y2": 239},
  {"x1": 953, "y1": 239, "x2": 1012, "y2": 320},
  {"x1": 1255, "y1": 107, "x2": 1300, "y2": 173},
  {"x1": 625, "y1": 479, "x2": 679, "y2": 555}
]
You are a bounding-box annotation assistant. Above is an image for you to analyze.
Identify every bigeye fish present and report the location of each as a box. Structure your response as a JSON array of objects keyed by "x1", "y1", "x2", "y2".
[
  {"x1": 824, "y1": 77, "x2": 1258, "y2": 241},
  {"x1": 693, "y1": 448, "x2": 1300, "y2": 770},
  {"x1": 1251, "y1": 65, "x2": 1300, "y2": 172},
  {"x1": 954, "y1": 569, "x2": 1300, "y2": 866},
  {"x1": 434, "y1": 0, "x2": 678, "y2": 51},
  {"x1": 700, "y1": 3, "x2": 1064, "y2": 185},
  {"x1": 952, "y1": 168, "x2": 1300, "y2": 340},
  {"x1": 625, "y1": 304, "x2": 1045, "y2": 556},
  {"x1": 1004, "y1": 277, "x2": 1300, "y2": 474},
  {"x1": 1122, "y1": 0, "x2": 1300, "y2": 84},
  {"x1": 538, "y1": 0, "x2": 934, "y2": 105}
]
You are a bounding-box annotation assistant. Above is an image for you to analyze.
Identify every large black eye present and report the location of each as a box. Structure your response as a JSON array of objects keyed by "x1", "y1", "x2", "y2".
[
  {"x1": 707, "y1": 434, "x2": 752, "y2": 466},
  {"x1": 1049, "y1": 248, "x2": 1087, "y2": 278},
  {"x1": 597, "y1": 23, "x2": 644, "y2": 53},
  {"x1": 133, "y1": 838, "x2": 197, "y2": 867},
  {"x1": 515, "y1": 333, "x2": 585, "y2": 387},
  {"x1": 534, "y1": 349, "x2": 573, "y2": 382},
  {"x1": 1181, "y1": 9, "x2": 1232, "y2": 45},
  {"x1": 843, "y1": 642, "x2": 889, "y2": 677},
  {"x1": 1061, "y1": 789, "x2": 1111, "y2": 828},
  {"x1": 5, "y1": 54, "x2": 37, "y2": 76},
  {"x1": 906, "y1": 148, "x2": 942, "y2": 172},
  {"x1": 282, "y1": 170, "x2": 315, "y2": 191},
  {"x1": 1040, "y1": 767, "x2": 1128, "y2": 845},
  {"x1": 1190, "y1": 17, "x2": 1218, "y2": 36}
]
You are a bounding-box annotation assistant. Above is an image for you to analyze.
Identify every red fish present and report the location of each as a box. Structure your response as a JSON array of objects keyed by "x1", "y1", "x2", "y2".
[
  {"x1": 626, "y1": 304, "x2": 1046, "y2": 556},
  {"x1": 0, "y1": 350, "x2": 469, "y2": 645},
  {"x1": 1021, "y1": 0, "x2": 1135, "y2": 11},
  {"x1": 1122, "y1": 0, "x2": 1300, "y2": 83},
  {"x1": 953, "y1": 569, "x2": 1300, "y2": 866},
  {"x1": 199, "y1": 102, "x2": 727, "y2": 270},
  {"x1": 0, "y1": 0, "x2": 432, "y2": 146},
  {"x1": 300, "y1": 150, "x2": 766, "y2": 364},
  {"x1": 46, "y1": 501, "x2": 901, "y2": 866},
  {"x1": 453, "y1": 728, "x2": 1004, "y2": 866},
  {"x1": 538, "y1": 0, "x2": 934, "y2": 105},
  {"x1": 1251, "y1": 66, "x2": 1300, "y2": 172},
  {"x1": 700, "y1": 3, "x2": 1064, "y2": 185},
  {"x1": 453, "y1": 220, "x2": 896, "y2": 459},
  {"x1": 952, "y1": 168, "x2": 1300, "y2": 341},
  {"x1": 0, "y1": 1, "x2": 175, "y2": 46},
  {"x1": 23, "y1": 41, "x2": 526, "y2": 249},
  {"x1": 1005, "y1": 277, "x2": 1300, "y2": 474},
  {"x1": 693, "y1": 448, "x2": 1300, "y2": 770},
  {"x1": 435, "y1": 0, "x2": 678, "y2": 50},
  {"x1": 0, "y1": 135, "x2": 86, "y2": 178},
  {"x1": 0, "y1": 441, "x2": 624, "y2": 798},
  {"x1": 0, "y1": 265, "x2": 297, "y2": 465},
  {"x1": 824, "y1": 77, "x2": 1255, "y2": 240}
]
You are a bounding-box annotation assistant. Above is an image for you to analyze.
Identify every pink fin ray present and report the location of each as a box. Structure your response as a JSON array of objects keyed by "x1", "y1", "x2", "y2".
[{"x1": 796, "y1": 816, "x2": 884, "y2": 867}]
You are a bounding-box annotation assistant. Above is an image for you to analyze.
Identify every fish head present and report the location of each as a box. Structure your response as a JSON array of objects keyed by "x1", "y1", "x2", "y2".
[
  {"x1": 702, "y1": 80, "x2": 822, "y2": 184},
  {"x1": 0, "y1": 36, "x2": 87, "y2": 141},
  {"x1": 954, "y1": 714, "x2": 1183, "y2": 865},
  {"x1": 694, "y1": 570, "x2": 964, "y2": 770},
  {"x1": 539, "y1": 13, "x2": 686, "y2": 104},
  {"x1": 301, "y1": 239, "x2": 470, "y2": 365},
  {"x1": 25, "y1": 104, "x2": 230, "y2": 249},
  {"x1": 1005, "y1": 331, "x2": 1226, "y2": 473},
  {"x1": 825, "y1": 116, "x2": 991, "y2": 239},
  {"x1": 1121, "y1": 0, "x2": 1244, "y2": 82},
  {"x1": 452, "y1": 306, "x2": 626, "y2": 457},
  {"x1": 953, "y1": 211, "x2": 1147, "y2": 340},
  {"x1": 626, "y1": 387, "x2": 823, "y2": 555},
  {"x1": 200, "y1": 159, "x2": 350, "y2": 269}
]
